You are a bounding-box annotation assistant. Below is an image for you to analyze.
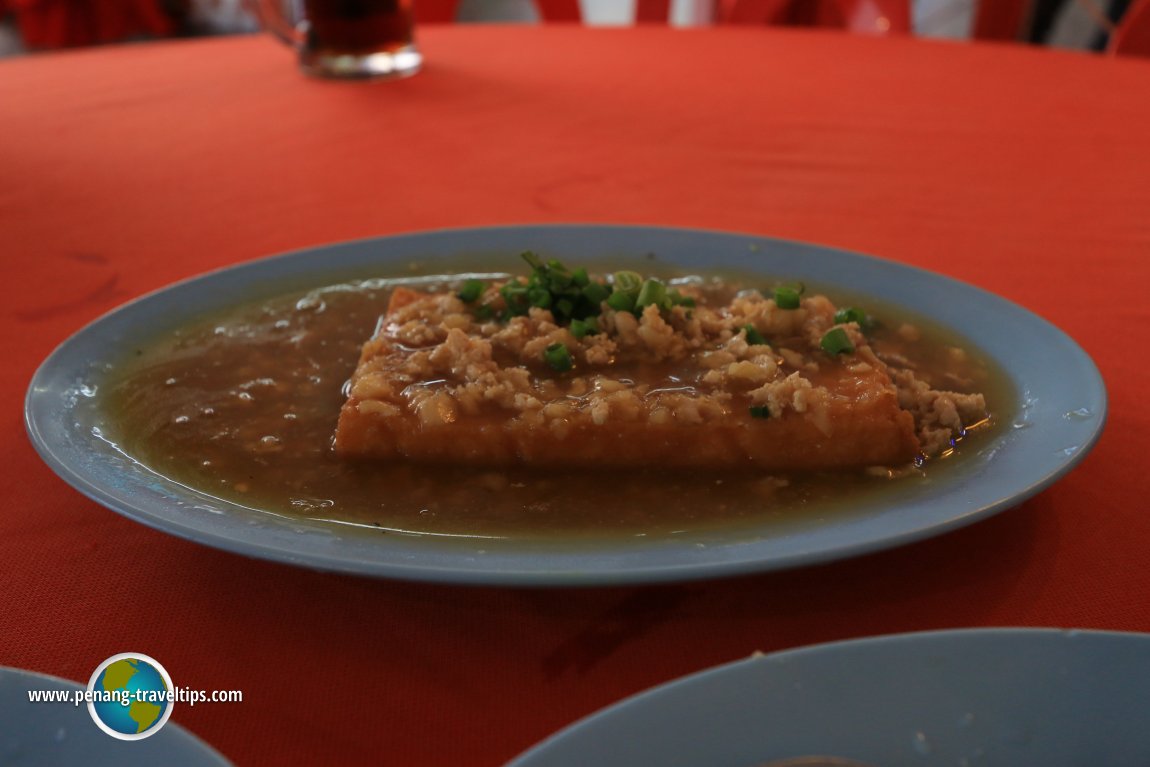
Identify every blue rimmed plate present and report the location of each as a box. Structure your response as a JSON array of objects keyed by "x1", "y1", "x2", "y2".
[
  {"x1": 507, "y1": 628, "x2": 1150, "y2": 766},
  {"x1": 0, "y1": 666, "x2": 230, "y2": 766},
  {"x1": 25, "y1": 225, "x2": 1106, "y2": 585}
]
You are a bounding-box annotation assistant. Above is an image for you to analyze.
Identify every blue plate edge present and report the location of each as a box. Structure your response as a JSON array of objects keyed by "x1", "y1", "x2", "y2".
[
  {"x1": 0, "y1": 665, "x2": 233, "y2": 766},
  {"x1": 23, "y1": 224, "x2": 1110, "y2": 587},
  {"x1": 503, "y1": 626, "x2": 1150, "y2": 766}
]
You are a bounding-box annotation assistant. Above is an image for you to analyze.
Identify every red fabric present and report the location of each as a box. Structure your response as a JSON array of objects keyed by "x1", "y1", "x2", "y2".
[
  {"x1": 9, "y1": 0, "x2": 173, "y2": 49},
  {"x1": 2, "y1": 26, "x2": 1150, "y2": 766}
]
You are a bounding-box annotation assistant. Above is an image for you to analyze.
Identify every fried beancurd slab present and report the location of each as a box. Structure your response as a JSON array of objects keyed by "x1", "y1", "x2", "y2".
[{"x1": 334, "y1": 258, "x2": 924, "y2": 471}]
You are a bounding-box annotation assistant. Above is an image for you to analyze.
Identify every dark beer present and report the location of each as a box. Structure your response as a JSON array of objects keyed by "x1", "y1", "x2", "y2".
[{"x1": 304, "y1": 0, "x2": 414, "y2": 56}]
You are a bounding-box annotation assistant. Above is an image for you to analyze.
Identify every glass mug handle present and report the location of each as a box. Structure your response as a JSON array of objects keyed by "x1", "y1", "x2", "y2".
[
  {"x1": 251, "y1": 0, "x2": 422, "y2": 80},
  {"x1": 252, "y1": 0, "x2": 305, "y2": 50}
]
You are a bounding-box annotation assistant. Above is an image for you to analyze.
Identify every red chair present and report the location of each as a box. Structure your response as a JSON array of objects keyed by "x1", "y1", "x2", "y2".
[
  {"x1": 1110, "y1": 0, "x2": 1150, "y2": 55},
  {"x1": 635, "y1": 0, "x2": 672, "y2": 24},
  {"x1": 716, "y1": 0, "x2": 910, "y2": 36},
  {"x1": 970, "y1": 0, "x2": 1031, "y2": 41}
]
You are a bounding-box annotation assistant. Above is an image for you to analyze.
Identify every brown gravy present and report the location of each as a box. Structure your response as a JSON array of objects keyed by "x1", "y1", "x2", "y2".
[{"x1": 100, "y1": 271, "x2": 1007, "y2": 542}]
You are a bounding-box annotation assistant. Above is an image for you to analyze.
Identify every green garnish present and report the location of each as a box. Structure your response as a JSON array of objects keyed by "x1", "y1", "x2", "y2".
[
  {"x1": 607, "y1": 272, "x2": 692, "y2": 315},
  {"x1": 499, "y1": 280, "x2": 530, "y2": 316},
  {"x1": 820, "y1": 327, "x2": 855, "y2": 356},
  {"x1": 494, "y1": 253, "x2": 688, "y2": 327},
  {"x1": 612, "y1": 270, "x2": 643, "y2": 296},
  {"x1": 528, "y1": 286, "x2": 552, "y2": 308},
  {"x1": 774, "y1": 282, "x2": 805, "y2": 310},
  {"x1": 569, "y1": 318, "x2": 597, "y2": 339},
  {"x1": 543, "y1": 343, "x2": 574, "y2": 372},
  {"x1": 457, "y1": 279, "x2": 485, "y2": 303},
  {"x1": 743, "y1": 324, "x2": 767, "y2": 346},
  {"x1": 749, "y1": 405, "x2": 771, "y2": 419},
  {"x1": 581, "y1": 282, "x2": 611, "y2": 306},
  {"x1": 833, "y1": 307, "x2": 873, "y2": 330},
  {"x1": 606, "y1": 290, "x2": 636, "y2": 312},
  {"x1": 635, "y1": 279, "x2": 668, "y2": 311},
  {"x1": 514, "y1": 251, "x2": 614, "y2": 324}
]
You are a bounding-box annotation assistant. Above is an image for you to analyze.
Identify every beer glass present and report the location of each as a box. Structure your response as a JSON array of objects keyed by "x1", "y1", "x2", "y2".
[{"x1": 255, "y1": 0, "x2": 421, "y2": 80}]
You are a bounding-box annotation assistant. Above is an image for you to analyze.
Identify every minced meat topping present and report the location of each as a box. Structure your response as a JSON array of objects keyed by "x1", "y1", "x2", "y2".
[{"x1": 347, "y1": 254, "x2": 990, "y2": 459}]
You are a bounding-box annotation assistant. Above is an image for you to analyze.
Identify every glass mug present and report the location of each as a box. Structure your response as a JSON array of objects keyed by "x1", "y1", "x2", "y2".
[{"x1": 254, "y1": 0, "x2": 421, "y2": 79}]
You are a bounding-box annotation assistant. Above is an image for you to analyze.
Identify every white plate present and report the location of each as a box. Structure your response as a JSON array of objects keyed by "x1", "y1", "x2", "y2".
[
  {"x1": 25, "y1": 226, "x2": 1106, "y2": 585},
  {"x1": 0, "y1": 666, "x2": 229, "y2": 766},
  {"x1": 507, "y1": 628, "x2": 1150, "y2": 766}
]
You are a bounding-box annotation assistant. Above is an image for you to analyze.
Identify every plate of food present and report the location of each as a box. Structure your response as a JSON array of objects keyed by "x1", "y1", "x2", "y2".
[
  {"x1": 0, "y1": 666, "x2": 230, "y2": 766},
  {"x1": 505, "y1": 628, "x2": 1150, "y2": 766},
  {"x1": 24, "y1": 225, "x2": 1106, "y2": 585}
]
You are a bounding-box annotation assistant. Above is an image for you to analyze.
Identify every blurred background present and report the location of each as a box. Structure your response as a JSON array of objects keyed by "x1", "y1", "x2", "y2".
[{"x1": 0, "y1": 0, "x2": 1138, "y2": 58}]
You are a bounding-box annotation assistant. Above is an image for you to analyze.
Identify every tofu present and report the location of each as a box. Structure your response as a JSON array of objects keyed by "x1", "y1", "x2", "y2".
[{"x1": 333, "y1": 283, "x2": 921, "y2": 471}]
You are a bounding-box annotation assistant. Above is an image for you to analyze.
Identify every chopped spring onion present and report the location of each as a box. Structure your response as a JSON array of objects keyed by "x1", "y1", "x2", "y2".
[
  {"x1": 543, "y1": 343, "x2": 574, "y2": 372},
  {"x1": 774, "y1": 282, "x2": 805, "y2": 310},
  {"x1": 528, "y1": 286, "x2": 552, "y2": 308},
  {"x1": 501, "y1": 254, "x2": 689, "y2": 328},
  {"x1": 606, "y1": 290, "x2": 637, "y2": 312},
  {"x1": 743, "y1": 324, "x2": 767, "y2": 345},
  {"x1": 820, "y1": 327, "x2": 855, "y2": 356},
  {"x1": 515, "y1": 251, "x2": 614, "y2": 325},
  {"x1": 521, "y1": 251, "x2": 547, "y2": 271},
  {"x1": 457, "y1": 279, "x2": 485, "y2": 303},
  {"x1": 613, "y1": 270, "x2": 644, "y2": 296},
  {"x1": 635, "y1": 279, "x2": 668, "y2": 311},
  {"x1": 749, "y1": 405, "x2": 771, "y2": 419},
  {"x1": 607, "y1": 272, "x2": 694, "y2": 315},
  {"x1": 499, "y1": 280, "x2": 529, "y2": 316},
  {"x1": 833, "y1": 306, "x2": 872, "y2": 330},
  {"x1": 569, "y1": 318, "x2": 597, "y2": 339},
  {"x1": 581, "y1": 282, "x2": 611, "y2": 305}
]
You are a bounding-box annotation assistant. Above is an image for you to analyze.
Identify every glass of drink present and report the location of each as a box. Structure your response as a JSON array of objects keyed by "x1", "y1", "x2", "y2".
[{"x1": 254, "y1": 0, "x2": 421, "y2": 80}]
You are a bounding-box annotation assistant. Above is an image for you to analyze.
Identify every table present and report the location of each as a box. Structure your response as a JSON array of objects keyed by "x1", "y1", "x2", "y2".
[{"x1": 3, "y1": 23, "x2": 1149, "y2": 766}]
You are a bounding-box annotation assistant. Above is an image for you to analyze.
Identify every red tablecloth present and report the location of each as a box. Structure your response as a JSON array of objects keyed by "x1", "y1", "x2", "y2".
[{"x1": 2, "y1": 25, "x2": 1149, "y2": 766}]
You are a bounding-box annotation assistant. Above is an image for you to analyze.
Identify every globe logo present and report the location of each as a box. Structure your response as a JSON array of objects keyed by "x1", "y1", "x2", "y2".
[{"x1": 86, "y1": 653, "x2": 174, "y2": 740}]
